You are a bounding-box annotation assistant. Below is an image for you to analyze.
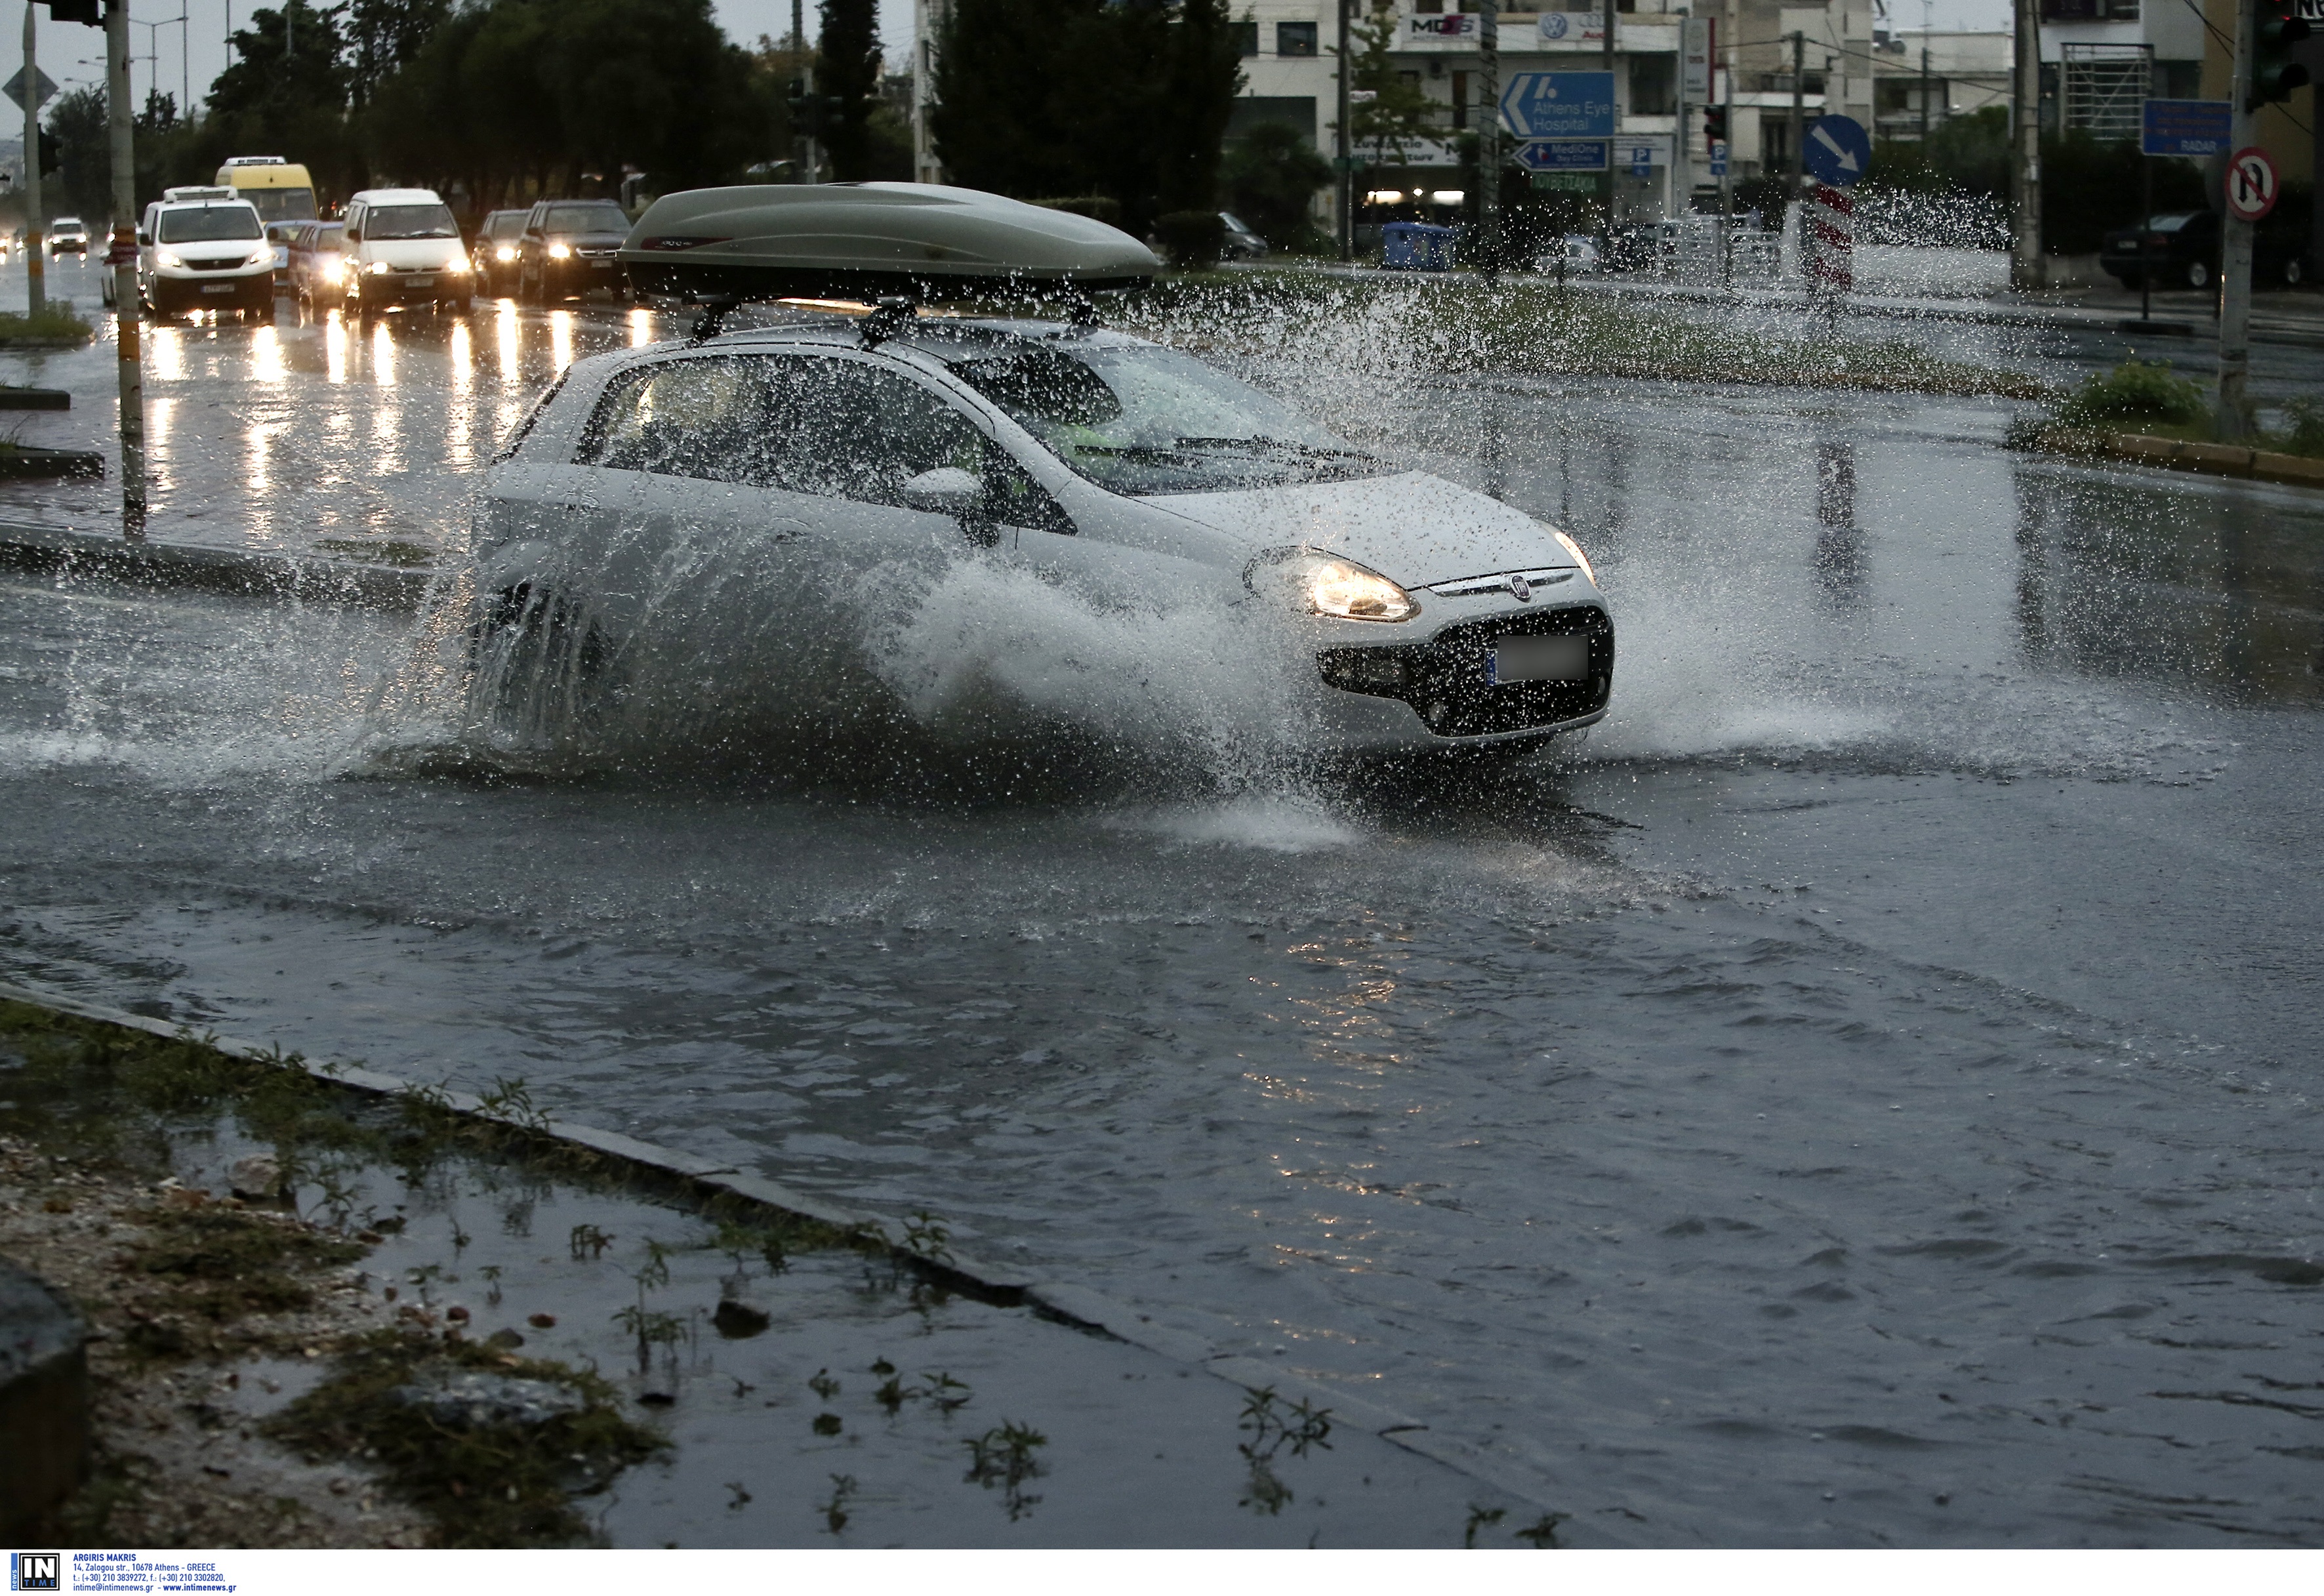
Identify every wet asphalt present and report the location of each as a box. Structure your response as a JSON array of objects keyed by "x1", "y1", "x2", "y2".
[{"x1": 3, "y1": 255, "x2": 2322, "y2": 1545}]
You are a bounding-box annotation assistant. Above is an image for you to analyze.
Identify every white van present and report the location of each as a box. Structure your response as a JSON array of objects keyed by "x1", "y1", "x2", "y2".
[
  {"x1": 338, "y1": 187, "x2": 473, "y2": 318},
  {"x1": 133, "y1": 192, "x2": 275, "y2": 319}
]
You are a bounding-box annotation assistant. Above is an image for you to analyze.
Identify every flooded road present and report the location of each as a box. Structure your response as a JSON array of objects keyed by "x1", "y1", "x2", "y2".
[{"x1": 4, "y1": 262, "x2": 2322, "y2": 1545}]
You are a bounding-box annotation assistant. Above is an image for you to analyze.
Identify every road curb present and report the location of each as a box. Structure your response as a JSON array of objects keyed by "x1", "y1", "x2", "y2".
[
  {"x1": 2105, "y1": 432, "x2": 2324, "y2": 488},
  {"x1": 0, "y1": 521, "x2": 432, "y2": 611},
  {"x1": 0, "y1": 978, "x2": 1576, "y2": 1526}
]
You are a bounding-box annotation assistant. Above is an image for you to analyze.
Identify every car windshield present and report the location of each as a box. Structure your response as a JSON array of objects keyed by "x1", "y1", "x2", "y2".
[
  {"x1": 487, "y1": 213, "x2": 526, "y2": 237},
  {"x1": 157, "y1": 207, "x2": 263, "y2": 243},
  {"x1": 2148, "y1": 215, "x2": 2195, "y2": 232},
  {"x1": 365, "y1": 203, "x2": 459, "y2": 239},
  {"x1": 544, "y1": 204, "x2": 628, "y2": 234},
  {"x1": 939, "y1": 342, "x2": 1387, "y2": 495}
]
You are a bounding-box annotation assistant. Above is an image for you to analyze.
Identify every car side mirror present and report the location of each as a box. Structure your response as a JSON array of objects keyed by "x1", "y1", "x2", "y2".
[
  {"x1": 901, "y1": 466, "x2": 997, "y2": 544},
  {"x1": 136, "y1": 230, "x2": 150, "y2": 247}
]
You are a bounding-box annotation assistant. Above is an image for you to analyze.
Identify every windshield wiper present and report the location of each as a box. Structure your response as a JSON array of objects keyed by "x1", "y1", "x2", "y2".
[{"x1": 1168, "y1": 435, "x2": 1379, "y2": 464}]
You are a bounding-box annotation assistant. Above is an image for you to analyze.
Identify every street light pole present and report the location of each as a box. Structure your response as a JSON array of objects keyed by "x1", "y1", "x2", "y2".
[
  {"x1": 1599, "y1": 0, "x2": 1614, "y2": 253},
  {"x1": 2214, "y1": 0, "x2": 2257, "y2": 437},
  {"x1": 106, "y1": 0, "x2": 144, "y2": 539},
  {"x1": 1336, "y1": 0, "x2": 1352, "y2": 262},
  {"x1": 22, "y1": 1, "x2": 43, "y2": 318},
  {"x1": 2008, "y1": 0, "x2": 2043, "y2": 289},
  {"x1": 1478, "y1": 0, "x2": 1498, "y2": 276}
]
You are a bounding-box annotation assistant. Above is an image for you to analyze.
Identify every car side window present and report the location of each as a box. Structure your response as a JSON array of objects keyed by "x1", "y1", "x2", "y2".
[
  {"x1": 581, "y1": 358, "x2": 765, "y2": 479},
  {"x1": 767, "y1": 356, "x2": 987, "y2": 506}
]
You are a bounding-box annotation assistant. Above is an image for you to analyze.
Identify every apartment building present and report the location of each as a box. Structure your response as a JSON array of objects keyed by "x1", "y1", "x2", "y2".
[{"x1": 1871, "y1": 30, "x2": 2011, "y2": 142}]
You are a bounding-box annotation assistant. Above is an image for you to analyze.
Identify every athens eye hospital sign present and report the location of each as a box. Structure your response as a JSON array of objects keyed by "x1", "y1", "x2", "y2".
[{"x1": 1500, "y1": 72, "x2": 1618, "y2": 140}]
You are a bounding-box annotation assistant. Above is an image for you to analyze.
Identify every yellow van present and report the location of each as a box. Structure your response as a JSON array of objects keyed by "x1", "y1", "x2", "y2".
[{"x1": 213, "y1": 157, "x2": 318, "y2": 225}]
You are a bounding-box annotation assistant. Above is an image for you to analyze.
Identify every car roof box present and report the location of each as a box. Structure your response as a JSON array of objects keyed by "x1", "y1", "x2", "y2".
[{"x1": 620, "y1": 182, "x2": 1158, "y2": 304}]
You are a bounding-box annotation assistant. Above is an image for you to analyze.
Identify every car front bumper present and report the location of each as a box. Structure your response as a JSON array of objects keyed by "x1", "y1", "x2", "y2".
[
  {"x1": 149, "y1": 268, "x2": 275, "y2": 312},
  {"x1": 350, "y1": 272, "x2": 472, "y2": 307},
  {"x1": 1306, "y1": 598, "x2": 1614, "y2": 748}
]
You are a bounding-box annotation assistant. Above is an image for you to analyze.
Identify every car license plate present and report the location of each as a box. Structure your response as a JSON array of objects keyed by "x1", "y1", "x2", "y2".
[
  {"x1": 200, "y1": 283, "x2": 234, "y2": 294},
  {"x1": 407, "y1": 275, "x2": 434, "y2": 289},
  {"x1": 1486, "y1": 634, "x2": 1589, "y2": 685}
]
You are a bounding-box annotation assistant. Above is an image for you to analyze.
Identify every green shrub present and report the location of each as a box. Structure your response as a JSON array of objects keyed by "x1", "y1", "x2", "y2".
[
  {"x1": 1152, "y1": 209, "x2": 1227, "y2": 270},
  {"x1": 0, "y1": 302, "x2": 94, "y2": 344},
  {"x1": 2280, "y1": 398, "x2": 2324, "y2": 459},
  {"x1": 2051, "y1": 359, "x2": 2207, "y2": 431}
]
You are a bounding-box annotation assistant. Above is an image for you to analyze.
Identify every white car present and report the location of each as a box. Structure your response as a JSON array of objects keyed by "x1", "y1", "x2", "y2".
[
  {"x1": 135, "y1": 194, "x2": 275, "y2": 319},
  {"x1": 339, "y1": 186, "x2": 473, "y2": 318},
  {"x1": 468, "y1": 308, "x2": 1612, "y2": 752}
]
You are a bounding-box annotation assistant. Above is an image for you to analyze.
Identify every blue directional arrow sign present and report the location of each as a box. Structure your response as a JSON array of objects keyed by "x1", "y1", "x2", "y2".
[
  {"x1": 1803, "y1": 113, "x2": 1870, "y2": 188},
  {"x1": 1516, "y1": 139, "x2": 1608, "y2": 172},
  {"x1": 1499, "y1": 72, "x2": 1617, "y2": 140}
]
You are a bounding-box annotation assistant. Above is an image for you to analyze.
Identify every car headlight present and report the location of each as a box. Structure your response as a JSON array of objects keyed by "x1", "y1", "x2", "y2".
[
  {"x1": 318, "y1": 258, "x2": 343, "y2": 281},
  {"x1": 495, "y1": 245, "x2": 518, "y2": 262},
  {"x1": 1247, "y1": 550, "x2": 1418, "y2": 623},
  {"x1": 1552, "y1": 529, "x2": 1599, "y2": 588},
  {"x1": 448, "y1": 254, "x2": 471, "y2": 272},
  {"x1": 155, "y1": 249, "x2": 183, "y2": 268},
  {"x1": 247, "y1": 248, "x2": 272, "y2": 266},
  {"x1": 546, "y1": 242, "x2": 572, "y2": 260},
  {"x1": 369, "y1": 260, "x2": 393, "y2": 275}
]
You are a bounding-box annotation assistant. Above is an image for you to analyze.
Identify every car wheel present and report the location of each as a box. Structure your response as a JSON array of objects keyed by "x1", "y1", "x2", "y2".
[{"x1": 2184, "y1": 260, "x2": 2210, "y2": 290}]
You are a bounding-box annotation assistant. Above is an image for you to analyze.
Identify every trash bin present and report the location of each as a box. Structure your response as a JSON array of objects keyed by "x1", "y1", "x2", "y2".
[{"x1": 1381, "y1": 222, "x2": 1458, "y2": 272}]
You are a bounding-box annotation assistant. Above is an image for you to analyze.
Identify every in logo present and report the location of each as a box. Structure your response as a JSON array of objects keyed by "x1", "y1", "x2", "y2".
[{"x1": 12, "y1": 1553, "x2": 61, "y2": 1593}]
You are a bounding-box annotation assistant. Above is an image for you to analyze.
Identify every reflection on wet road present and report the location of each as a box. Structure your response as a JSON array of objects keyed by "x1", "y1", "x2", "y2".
[{"x1": 4, "y1": 259, "x2": 2323, "y2": 1546}]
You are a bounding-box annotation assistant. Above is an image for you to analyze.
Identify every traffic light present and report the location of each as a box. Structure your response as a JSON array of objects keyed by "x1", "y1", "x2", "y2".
[
  {"x1": 39, "y1": 1, "x2": 103, "y2": 25},
  {"x1": 1702, "y1": 106, "x2": 1728, "y2": 143},
  {"x1": 37, "y1": 129, "x2": 59, "y2": 176},
  {"x1": 2252, "y1": 0, "x2": 2312, "y2": 106}
]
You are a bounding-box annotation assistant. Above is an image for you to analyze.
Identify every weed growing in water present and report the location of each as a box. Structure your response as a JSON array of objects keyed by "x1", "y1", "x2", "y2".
[
  {"x1": 964, "y1": 1421, "x2": 1048, "y2": 1521},
  {"x1": 479, "y1": 1264, "x2": 504, "y2": 1305},
  {"x1": 2049, "y1": 359, "x2": 2208, "y2": 432},
  {"x1": 902, "y1": 1209, "x2": 954, "y2": 1262},
  {"x1": 475, "y1": 1075, "x2": 550, "y2": 1135},
  {"x1": 569, "y1": 1223, "x2": 614, "y2": 1260},
  {"x1": 812, "y1": 1412, "x2": 844, "y2": 1437},
  {"x1": 1514, "y1": 1511, "x2": 1570, "y2": 1548},
  {"x1": 1464, "y1": 1504, "x2": 1507, "y2": 1547},
  {"x1": 819, "y1": 1473, "x2": 857, "y2": 1535},
  {"x1": 1235, "y1": 1386, "x2": 1334, "y2": 1516},
  {"x1": 725, "y1": 1480, "x2": 752, "y2": 1510},
  {"x1": 809, "y1": 1368, "x2": 842, "y2": 1401}
]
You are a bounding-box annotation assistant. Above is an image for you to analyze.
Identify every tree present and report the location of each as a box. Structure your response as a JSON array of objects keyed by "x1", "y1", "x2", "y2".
[
  {"x1": 346, "y1": 0, "x2": 451, "y2": 110},
  {"x1": 43, "y1": 86, "x2": 111, "y2": 225},
  {"x1": 816, "y1": 0, "x2": 881, "y2": 180},
  {"x1": 1342, "y1": 0, "x2": 1434, "y2": 173},
  {"x1": 1222, "y1": 121, "x2": 1332, "y2": 248},
  {"x1": 933, "y1": 0, "x2": 1244, "y2": 234}
]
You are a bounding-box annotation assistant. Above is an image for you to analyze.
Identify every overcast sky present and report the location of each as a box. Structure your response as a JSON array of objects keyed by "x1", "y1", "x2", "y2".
[{"x1": 27, "y1": 0, "x2": 2003, "y2": 116}]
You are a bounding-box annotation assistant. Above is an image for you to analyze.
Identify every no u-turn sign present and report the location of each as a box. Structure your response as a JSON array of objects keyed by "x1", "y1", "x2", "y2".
[{"x1": 2226, "y1": 146, "x2": 2279, "y2": 222}]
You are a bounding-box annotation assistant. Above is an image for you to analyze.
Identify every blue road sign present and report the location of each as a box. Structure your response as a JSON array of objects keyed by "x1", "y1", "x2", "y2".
[
  {"x1": 1709, "y1": 140, "x2": 1729, "y2": 177},
  {"x1": 1629, "y1": 144, "x2": 1652, "y2": 177},
  {"x1": 1515, "y1": 139, "x2": 1609, "y2": 172},
  {"x1": 1500, "y1": 72, "x2": 1618, "y2": 140},
  {"x1": 2141, "y1": 98, "x2": 2232, "y2": 157},
  {"x1": 1803, "y1": 113, "x2": 1870, "y2": 188}
]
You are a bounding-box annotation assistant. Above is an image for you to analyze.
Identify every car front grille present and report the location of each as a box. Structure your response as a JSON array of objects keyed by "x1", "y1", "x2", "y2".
[{"x1": 1317, "y1": 603, "x2": 1613, "y2": 737}]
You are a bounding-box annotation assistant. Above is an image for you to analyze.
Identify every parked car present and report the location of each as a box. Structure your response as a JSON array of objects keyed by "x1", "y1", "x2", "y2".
[
  {"x1": 340, "y1": 187, "x2": 474, "y2": 318},
  {"x1": 1536, "y1": 234, "x2": 1604, "y2": 276},
  {"x1": 473, "y1": 208, "x2": 529, "y2": 297},
  {"x1": 48, "y1": 216, "x2": 88, "y2": 255},
  {"x1": 134, "y1": 194, "x2": 275, "y2": 319},
  {"x1": 288, "y1": 219, "x2": 349, "y2": 308},
  {"x1": 2100, "y1": 208, "x2": 2312, "y2": 290},
  {"x1": 1219, "y1": 211, "x2": 1269, "y2": 260},
  {"x1": 518, "y1": 199, "x2": 632, "y2": 302}
]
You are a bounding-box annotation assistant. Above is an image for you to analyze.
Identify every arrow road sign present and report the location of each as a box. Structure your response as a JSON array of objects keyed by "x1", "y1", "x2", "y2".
[
  {"x1": 1515, "y1": 139, "x2": 1609, "y2": 172},
  {"x1": 2141, "y1": 98, "x2": 2232, "y2": 157},
  {"x1": 1803, "y1": 113, "x2": 1870, "y2": 188},
  {"x1": 3, "y1": 66, "x2": 60, "y2": 112},
  {"x1": 2225, "y1": 146, "x2": 2279, "y2": 222},
  {"x1": 1499, "y1": 72, "x2": 1617, "y2": 140}
]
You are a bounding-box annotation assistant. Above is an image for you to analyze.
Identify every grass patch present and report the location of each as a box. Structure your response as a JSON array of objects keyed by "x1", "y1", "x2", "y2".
[
  {"x1": 123, "y1": 1204, "x2": 368, "y2": 1320},
  {"x1": 2050, "y1": 359, "x2": 2208, "y2": 431},
  {"x1": 1128, "y1": 271, "x2": 2050, "y2": 400},
  {"x1": 264, "y1": 1328, "x2": 666, "y2": 1547},
  {"x1": 0, "y1": 302, "x2": 96, "y2": 345}
]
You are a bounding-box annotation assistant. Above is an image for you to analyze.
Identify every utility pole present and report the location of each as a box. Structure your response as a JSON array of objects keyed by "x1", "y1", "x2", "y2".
[
  {"x1": 1478, "y1": 0, "x2": 1499, "y2": 276},
  {"x1": 106, "y1": 0, "x2": 143, "y2": 538},
  {"x1": 1336, "y1": 0, "x2": 1352, "y2": 262},
  {"x1": 2214, "y1": 0, "x2": 2258, "y2": 438},
  {"x1": 22, "y1": 1, "x2": 43, "y2": 317},
  {"x1": 1719, "y1": 43, "x2": 1734, "y2": 282},
  {"x1": 1599, "y1": 0, "x2": 1615, "y2": 253},
  {"x1": 1787, "y1": 31, "x2": 1804, "y2": 202},
  {"x1": 2009, "y1": 0, "x2": 2042, "y2": 289},
  {"x1": 1919, "y1": 43, "x2": 1930, "y2": 143}
]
